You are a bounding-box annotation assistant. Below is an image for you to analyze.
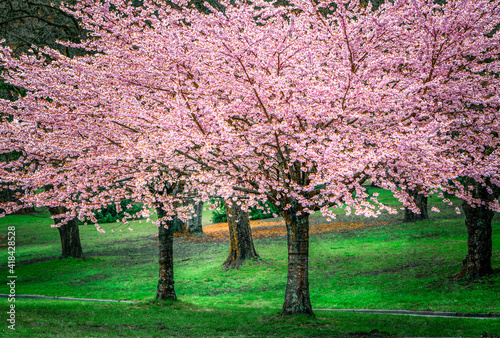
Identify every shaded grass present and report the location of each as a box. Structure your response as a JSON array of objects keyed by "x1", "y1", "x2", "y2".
[
  {"x1": 8, "y1": 299, "x2": 500, "y2": 337},
  {"x1": 1, "y1": 188, "x2": 499, "y2": 337}
]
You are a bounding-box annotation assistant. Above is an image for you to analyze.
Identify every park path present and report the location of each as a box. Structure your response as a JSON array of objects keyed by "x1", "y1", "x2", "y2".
[{"x1": 1, "y1": 293, "x2": 499, "y2": 319}]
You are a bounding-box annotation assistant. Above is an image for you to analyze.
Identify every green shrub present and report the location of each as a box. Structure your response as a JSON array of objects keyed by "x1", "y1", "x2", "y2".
[
  {"x1": 210, "y1": 200, "x2": 227, "y2": 223},
  {"x1": 79, "y1": 200, "x2": 143, "y2": 225},
  {"x1": 210, "y1": 199, "x2": 280, "y2": 223}
]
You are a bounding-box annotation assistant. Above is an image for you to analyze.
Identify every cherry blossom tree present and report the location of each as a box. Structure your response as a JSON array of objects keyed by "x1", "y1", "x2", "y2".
[
  {"x1": 0, "y1": 0, "x2": 88, "y2": 257},
  {"x1": 0, "y1": 110, "x2": 202, "y2": 296},
  {"x1": 375, "y1": 0, "x2": 500, "y2": 279},
  {"x1": 163, "y1": 0, "x2": 498, "y2": 313},
  {"x1": 1, "y1": 0, "x2": 499, "y2": 315},
  {"x1": 0, "y1": 44, "x2": 202, "y2": 297}
]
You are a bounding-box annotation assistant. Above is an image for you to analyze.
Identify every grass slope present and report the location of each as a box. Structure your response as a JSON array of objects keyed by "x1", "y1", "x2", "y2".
[{"x1": 1, "y1": 189, "x2": 499, "y2": 337}]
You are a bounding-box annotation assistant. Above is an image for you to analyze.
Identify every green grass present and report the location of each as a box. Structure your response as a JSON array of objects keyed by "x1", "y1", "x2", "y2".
[
  {"x1": 9, "y1": 300, "x2": 499, "y2": 337},
  {"x1": 1, "y1": 188, "x2": 499, "y2": 337}
]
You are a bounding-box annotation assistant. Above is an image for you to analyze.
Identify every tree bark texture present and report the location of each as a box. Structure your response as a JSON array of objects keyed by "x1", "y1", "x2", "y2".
[
  {"x1": 223, "y1": 200, "x2": 259, "y2": 269},
  {"x1": 156, "y1": 206, "x2": 177, "y2": 300},
  {"x1": 456, "y1": 197, "x2": 495, "y2": 279},
  {"x1": 49, "y1": 207, "x2": 84, "y2": 259},
  {"x1": 281, "y1": 202, "x2": 314, "y2": 316},
  {"x1": 404, "y1": 190, "x2": 429, "y2": 222}
]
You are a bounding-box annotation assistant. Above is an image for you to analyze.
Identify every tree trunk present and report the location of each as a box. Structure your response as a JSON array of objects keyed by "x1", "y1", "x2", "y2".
[
  {"x1": 156, "y1": 207, "x2": 177, "y2": 300},
  {"x1": 281, "y1": 202, "x2": 314, "y2": 316},
  {"x1": 404, "y1": 190, "x2": 429, "y2": 222},
  {"x1": 223, "y1": 200, "x2": 259, "y2": 269},
  {"x1": 173, "y1": 199, "x2": 203, "y2": 235},
  {"x1": 458, "y1": 201, "x2": 494, "y2": 279},
  {"x1": 49, "y1": 207, "x2": 84, "y2": 259},
  {"x1": 173, "y1": 217, "x2": 186, "y2": 235},
  {"x1": 187, "y1": 201, "x2": 203, "y2": 234},
  {"x1": 454, "y1": 180, "x2": 499, "y2": 280}
]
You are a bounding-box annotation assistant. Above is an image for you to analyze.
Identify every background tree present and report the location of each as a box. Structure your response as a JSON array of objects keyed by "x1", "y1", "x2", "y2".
[
  {"x1": 404, "y1": 189, "x2": 429, "y2": 222},
  {"x1": 0, "y1": 0, "x2": 83, "y2": 55},
  {"x1": 223, "y1": 199, "x2": 259, "y2": 269},
  {"x1": 0, "y1": 0, "x2": 86, "y2": 257},
  {"x1": 173, "y1": 198, "x2": 203, "y2": 235},
  {"x1": 376, "y1": 0, "x2": 500, "y2": 279}
]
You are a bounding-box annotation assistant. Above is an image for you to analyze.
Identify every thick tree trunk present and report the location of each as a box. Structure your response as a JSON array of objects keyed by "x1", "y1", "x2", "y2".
[
  {"x1": 223, "y1": 200, "x2": 259, "y2": 269},
  {"x1": 49, "y1": 207, "x2": 84, "y2": 259},
  {"x1": 456, "y1": 201, "x2": 494, "y2": 279},
  {"x1": 281, "y1": 202, "x2": 313, "y2": 316},
  {"x1": 156, "y1": 207, "x2": 177, "y2": 300},
  {"x1": 404, "y1": 190, "x2": 429, "y2": 222}
]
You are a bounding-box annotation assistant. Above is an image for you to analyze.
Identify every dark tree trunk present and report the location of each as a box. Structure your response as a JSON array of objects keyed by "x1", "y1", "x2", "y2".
[
  {"x1": 49, "y1": 207, "x2": 84, "y2": 259},
  {"x1": 173, "y1": 199, "x2": 203, "y2": 235},
  {"x1": 454, "y1": 180, "x2": 498, "y2": 280},
  {"x1": 404, "y1": 190, "x2": 429, "y2": 222},
  {"x1": 223, "y1": 200, "x2": 259, "y2": 269},
  {"x1": 281, "y1": 202, "x2": 313, "y2": 316},
  {"x1": 156, "y1": 207, "x2": 177, "y2": 300},
  {"x1": 456, "y1": 200, "x2": 494, "y2": 279}
]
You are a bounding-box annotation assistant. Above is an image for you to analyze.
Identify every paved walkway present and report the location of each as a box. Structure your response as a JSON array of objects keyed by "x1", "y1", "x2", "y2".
[
  {"x1": 314, "y1": 308, "x2": 500, "y2": 319},
  {"x1": 0, "y1": 293, "x2": 136, "y2": 303}
]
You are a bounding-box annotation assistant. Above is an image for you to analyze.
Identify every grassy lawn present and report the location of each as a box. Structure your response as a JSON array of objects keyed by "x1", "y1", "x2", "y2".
[{"x1": 1, "y1": 188, "x2": 499, "y2": 337}]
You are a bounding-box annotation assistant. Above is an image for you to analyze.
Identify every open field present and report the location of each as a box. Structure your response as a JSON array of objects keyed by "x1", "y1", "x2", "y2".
[{"x1": 1, "y1": 188, "x2": 499, "y2": 337}]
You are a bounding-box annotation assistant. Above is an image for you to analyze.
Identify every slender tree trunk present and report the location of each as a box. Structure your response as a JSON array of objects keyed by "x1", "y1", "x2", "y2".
[
  {"x1": 49, "y1": 207, "x2": 84, "y2": 259},
  {"x1": 404, "y1": 190, "x2": 429, "y2": 222},
  {"x1": 223, "y1": 200, "x2": 259, "y2": 269},
  {"x1": 156, "y1": 207, "x2": 177, "y2": 300},
  {"x1": 281, "y1": 202, "x2": 313, "y2": 316}
]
